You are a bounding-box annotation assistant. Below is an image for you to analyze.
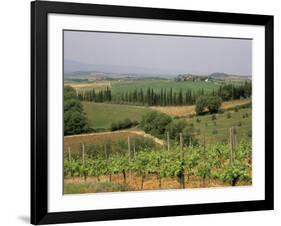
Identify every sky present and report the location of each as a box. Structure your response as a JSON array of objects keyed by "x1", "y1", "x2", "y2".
[{"x1": 64, "y1": 30, "x2": 252, "y2": 76}]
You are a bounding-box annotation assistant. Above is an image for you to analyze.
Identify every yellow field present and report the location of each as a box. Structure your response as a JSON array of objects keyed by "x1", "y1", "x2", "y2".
[
  {"x1": 151, "y1": 99, "x2": 251, "y2": 117},
  {"x1": 64, "y1": 81, "x2": 111, "y2": 91}
]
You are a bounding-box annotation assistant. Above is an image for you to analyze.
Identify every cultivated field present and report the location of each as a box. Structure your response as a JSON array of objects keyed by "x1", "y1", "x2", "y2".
[
  {"x1": 111, "y1": 79, "x2": 221, "y2": 94},
  {"x1": 66, "y1": 79, "x2": 222, "y2": 94},
  {"x1": 64, "y1": 80, "x2": 111, "y2": 92},
  {"x1": 186, "y1": 107, "x2": 252, "y2": 144},
  {"x1": 64, "y1": 78, "x2": 252, "y2": 194},
  {"x1": 82, "y1": 102, "x2": 153, "y2": 130},
  {"x1": 64, "y1": 173, "x2": 251, "y2": 194}
]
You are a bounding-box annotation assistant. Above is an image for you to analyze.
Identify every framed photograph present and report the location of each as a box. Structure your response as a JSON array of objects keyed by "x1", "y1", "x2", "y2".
[{"x1": 31, "y1": 1, "x2": 274, "y2": 224}]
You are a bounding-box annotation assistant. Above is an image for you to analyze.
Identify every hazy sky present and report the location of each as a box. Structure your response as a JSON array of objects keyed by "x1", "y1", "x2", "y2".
[{"x1": 64, "y1": 30, "x2": 252, "y2": 75}]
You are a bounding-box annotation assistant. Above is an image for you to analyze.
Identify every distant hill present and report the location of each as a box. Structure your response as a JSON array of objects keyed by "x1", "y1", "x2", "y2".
[
  {"x1": 175, "y1": 72, "x2": 251, "y2": 82},
  {"x1": 64, "y1": 60, "x2": 251, "y2": 81},
  {"x1": 209, "y1": 72, "x2": 251, "y2": 80},
  {"x1": 64, "y1": 59, "x2": 177, "y2": 78}
]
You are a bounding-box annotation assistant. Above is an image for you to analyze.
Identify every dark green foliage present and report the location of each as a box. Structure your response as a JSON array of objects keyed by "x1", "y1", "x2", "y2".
[
  {"x1": 227, "y1": 112, "x2": 231, "y2": 119},
  {"x1": 110, "y1": 118, "x2": 138, "y2": 131},
  {"x1": 195, "y1": 96, "x2": 222, "y2": 115},
  {"x1": 237, "y1": 121, "x2": 242, "y2": 127},
  {"x1": 248, "y1": 130, "x2": 252, "y2": 138},
  {"x1": 140, "y1": 112, "x2": 172, "y2": 137},
  {"x1": 195, "y1": 96, "x2": 207, "y2": 115},
  {"x1": 64, "y1": 86, "x2": 89, "y2": 135},
  {"x1": 243, "y1": 113, "x2": 249, "y2": 118},
  {"x1": 78, "y1": 81, "x2": 251, "y2": 107},
  {"x1": 165, "y1": 120, "x2": 196, "y2": 145},
  {"x1": 207, "y1": 96, "x2": 222, "y2": 114},
  {"x1": 211, "y1": 114, "x2": 217, "y2": 120},
  {"x1": 212, "y1": 129, "x2": 218, "y2": 134}
]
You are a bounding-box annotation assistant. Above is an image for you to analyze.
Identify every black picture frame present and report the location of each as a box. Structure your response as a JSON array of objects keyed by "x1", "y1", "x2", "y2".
[{"x1": 31, "y1": 1, "x2": 274, "y2": 224}]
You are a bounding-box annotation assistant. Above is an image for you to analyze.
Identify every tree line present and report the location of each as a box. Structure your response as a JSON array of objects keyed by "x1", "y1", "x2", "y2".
[
  {"x1": 64, "y1": 86, "x2": 89, "y2": 135},
  {"x1": 77, "y1": 81, "x2": 252, "y2": 106}
]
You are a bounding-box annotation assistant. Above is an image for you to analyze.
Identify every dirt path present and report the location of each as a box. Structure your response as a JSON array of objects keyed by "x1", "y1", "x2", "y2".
[{"x1": 65, "y1": 128, "x2": 165, "y2": 146}]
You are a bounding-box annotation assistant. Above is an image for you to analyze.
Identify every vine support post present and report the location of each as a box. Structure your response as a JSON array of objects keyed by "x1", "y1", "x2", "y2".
[
  {"x1": 167, "y1": 131, "x2": 170, "y2": 151},
  {"x1": 203, "y1": 132, "x2": 207, "y2": 160},
  {"x1": 82, "y1": 143, "x2": 85, "y2": 168},
  {"x1": 104, "y1": 144, "x2": 111, "y2": 182},
  {"x1": 82, "y1": 143, "x2": 86, "y2": 181},
  {"x1": 229, "y1": 127, "x2": 234, "y2": 165},
  {"x1": 133, "y1": 139, "x2": 136, "y2": 158},
  {"x1": 233, "y1": 127, "x2": 237, "y2": 159},
  {"x1": 128, "y1": 136, "x2": 131, "y2": 180},
  {"x1": 180, "y1": 133, "x2": 185, "y2": 189},
  {"x1": 68, "y1": 147, "x2": 72, "y2": 179},
  {"x1": 68, "y1": 147, "x2": 71, "y2": 163}
]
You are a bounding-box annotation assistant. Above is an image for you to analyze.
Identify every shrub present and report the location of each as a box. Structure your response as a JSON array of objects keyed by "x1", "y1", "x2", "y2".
[
  {"x1": 248, "y1": 130, "x2": 252, "y2": 138},
  {"x1": 211, "y1": 115, "x2": 216, "y2": 120},
  {"x1": 140, "y1": 111, "x2": 172, "y2": 137},
  {"x1": 110, "y1": 118, "x2": 137, "y2": 131},
  {"x1": 243, "y1": 113, "x2": 249, "y2": 118},
  {"x1": 212, "y1": 129, "x2": 218, "y2": 134},
  {"x1": 237, "y1": 121, "x2": 242, "y2": 127},
  {"x1": 207, "y1": 96, "x2": 223, "y2": 114},
  {"x1": 166, "y1": 120, "x2": 188, "y2": 140},
  {"x1": 195, "y1": 96, "x2": 207, "y2": 115},
  {"x1": 196, "y1": 118, "x2": 201, "y2": 123},
  {"x1": 227, "y1": 112, "x2": 231, "y2": 119},
  {"x1": 234, "y1": 106, "x2": 239, "y2": 112},
  {"x1": 195, "y1": 96, "x2": 222, "y2": 115}
]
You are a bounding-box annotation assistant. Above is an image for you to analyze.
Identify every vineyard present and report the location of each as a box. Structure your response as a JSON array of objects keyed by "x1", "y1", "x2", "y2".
[{"x1": 64, "y1": 130, "x2": 252, "y2": 194}]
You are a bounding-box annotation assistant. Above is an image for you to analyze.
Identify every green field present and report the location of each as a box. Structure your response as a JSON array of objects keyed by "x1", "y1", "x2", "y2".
[
  {"x1": 82, "y1": 102, "x2": 153, "y2": 130},
  {"x1": 184, "y1": 108, "x2": 252, "y2": 144},
  {"x1": 111, "y1": 79, "x2": 220, "y2": 94}
]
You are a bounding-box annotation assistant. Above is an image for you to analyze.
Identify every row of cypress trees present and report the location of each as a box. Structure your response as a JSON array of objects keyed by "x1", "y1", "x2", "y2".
[{"x1": 77, "y1": 81, "x2": 251, "y2": 106}]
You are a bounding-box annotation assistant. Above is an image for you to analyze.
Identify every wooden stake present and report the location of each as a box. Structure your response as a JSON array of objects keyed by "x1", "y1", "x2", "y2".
[
  {"x1": 167, "y1": 132, "x2": 170, "y2": 151},
  {"x1": 128, "y1": 136, "x2": 131, "y2": 179},
  {"x1": 133, "y1": 139, "x2": 136, "y2": 158},
  {"x1": 179, "y1": 133, "x2": 185, "y2": 189},
  {"x1": 233, "y1": 127, "x2": 237, "y2": 160},
  {"x1": 229, "y1": 127, "x2": 233, "y2": 165},
  {"x1": 82, "y1": 143, "x2": 85, "y2": 168},
  {"x1": 68, "y1": 147, "x2": 72, "y2": 178},
  {"x1": 104, "y1": 144, "x2": 108, "y2": 160},
  {"x1": 128, "y1": 136, "x2": 131, "y2": 161},
  {"x1": 104, "y1": 144, "x2": 111, "y2": 182},
  {"x1": 68, "y1": 147, "x2": 71, "y2": 163},
  {"x1": 203, "y1": 133, "x2": 206, "y2": 158},
  {"x1": 82, "y1": 143, "x2": 86, "y2": 181}
]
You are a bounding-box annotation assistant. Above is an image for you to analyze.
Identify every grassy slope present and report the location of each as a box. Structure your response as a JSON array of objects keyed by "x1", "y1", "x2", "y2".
[
  {"x1": 111, "y1": 79, "x2": 220, "y2": 94},
  {"x1": 151, "y1": 99, "x2": 251, "y2": 117},
  {"x1": 82, "y1": 102, "x2": 153, "y2": 130},
  {"x1": 185, "y1": 108, "x2": 252, "y2": 144}
]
